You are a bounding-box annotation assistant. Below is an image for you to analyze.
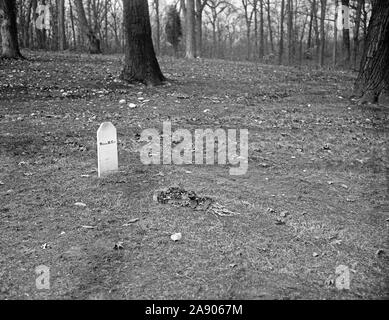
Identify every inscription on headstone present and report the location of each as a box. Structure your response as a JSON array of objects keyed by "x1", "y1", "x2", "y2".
[{"x1": 97, "y1": 122, "x2": 118, "y2": 177}]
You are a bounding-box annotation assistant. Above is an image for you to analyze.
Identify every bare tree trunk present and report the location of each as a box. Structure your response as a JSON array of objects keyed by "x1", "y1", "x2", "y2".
[
  {"x1": 313, "y1": 0, "x2": 320, "y2": 60},
  {"x1": 35, "y1": 0, "x2": 47, "y2": 50},
  {"x1": 341, "y1": 0, "x2": 350, "y2": 66},
  {"x1": 278, "y1": 0, "x2": 285, "y2": 64},
  {"x1": 104, "y1": 0, "x2": 108, "y2": 49},
  {"x1": 333, "y1": 0, "x2": 338, "y2": 67},
  {"x1": 266, "y1": 0, "x2": 274, "y2": 53},
  {"x1": 74, "y1": 0, "x2": 101, "y2": 53},
  {"x1": 298, "y1": 12, "x2": 308, "y2": 64},
  {"x1": 69, "y1": 0, "x2": 76, "y2": 48},
  {"x1": 24, "y1": 0, "x2": 33, "y2": 47},
  {"x1": 287, "y1": 0, "x2": 293, "y2": 64},
  {"x1": 354, "y1": 0, "x2": 389, "y2": 104},
  {"x1": 86, "y1": 0, "x2": 91, "y2": 25},
  {"x1": 319, "y1": 0, "x2": 326, "y2": 67},
  {"x1": 254, "y1": 0, "x2": 258, "y2": 59},
  {"x1": 31, "y1": 0, "x2": 37, "y2": 48},
  {"x1": 195, "y1": 0, "x2": 204, "y2": 57},
  {"x1": 185, "y1": 0, "x2": 195, "y2": 58},
  {"x1": 51, "y1": 0, "x2": 59, "y2": 50},
  {"x1": 121, "y1": 0, "x2": 165, "y2": 86},
  {"x1": 246, "y1": 27, "x2": 250, "y2": 60},
  {"x1": 307, "y1": 1, "x2": 313, "y2": 49},
  {"x1": 153, "y1": 0, "x2": 160, "y2": 55},
  {"x1": 259, "y1": 0, "x2": 264, "y2": 58},
  {"x1": 242, "y1": 0, "x2": 252, "y2": 60},
  {"x1": 0, "y1": 0, "x2": 23, "y2": 58},
  {"x1": 18, "y1": 0, "x2": 26, "y2": 48},
  {"x1": 180, "y1": 0, "x2": 187, "y2": 33},
  {"x1": 211, "y1": 21, "x2": 216, "y2": 58},
  {"x1": 58, "y1": 0, "x2": 66, "y2": 50},
  {"x1": 362, "y1": 1, "x2": 367, "y2": 51},
  {"x1": 91, "y1": 0, "x2": 99, "y2": 36},
  {"x1": 352, "y1": 0, "x2": 363, "y2": 69}
]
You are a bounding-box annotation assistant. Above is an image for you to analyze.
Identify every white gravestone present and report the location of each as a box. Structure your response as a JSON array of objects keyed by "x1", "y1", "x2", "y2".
[{"x1": 97, "y1": 122, "x2": 118, "y2": 177}]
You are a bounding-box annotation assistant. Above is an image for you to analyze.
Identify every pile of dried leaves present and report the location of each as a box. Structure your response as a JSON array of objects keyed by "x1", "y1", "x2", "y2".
[{"x1": 153, "y1": 186, "x2": 240, "y2": 217}]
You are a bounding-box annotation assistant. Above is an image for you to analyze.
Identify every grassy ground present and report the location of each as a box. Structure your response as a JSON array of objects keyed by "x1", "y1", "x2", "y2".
[{"x1": 0, "y1": 51, "x2": 388, "y2": 299}]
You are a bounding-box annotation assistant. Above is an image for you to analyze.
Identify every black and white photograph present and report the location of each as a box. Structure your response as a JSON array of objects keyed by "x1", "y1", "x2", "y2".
[{"x1": 0, "y1": 0, "x2": 388, "y2": 303}]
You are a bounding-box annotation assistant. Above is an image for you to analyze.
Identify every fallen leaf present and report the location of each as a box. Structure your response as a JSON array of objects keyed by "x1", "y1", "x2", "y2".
[
  {"x1": 74, "y1": 202, "x2": 87, "y2": 207},
  {"x1": 171, "y1": 232, "x2": 182, "y2": 241},
  {"x1": 122, "y1": 218, "x2": 139, "y2": 226}
]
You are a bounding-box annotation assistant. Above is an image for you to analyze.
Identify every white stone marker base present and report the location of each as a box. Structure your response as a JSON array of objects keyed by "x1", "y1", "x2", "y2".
[{"x1": 97, "y1": 122, "x2": 118, "y2": 177}]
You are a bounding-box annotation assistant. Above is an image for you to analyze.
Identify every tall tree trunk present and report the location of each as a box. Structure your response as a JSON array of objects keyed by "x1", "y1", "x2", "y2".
[
  {"x1": 333, "y1": 0, "x2": 338, "y2": 67},
  {"x1": 352, "y1": 0, "x2": 362, "y2": 70},
  {"x1": 154, "y1": 0, "x2": 160, "y2": 55},
  {"x1": 185, "y1": 0, "x2": 195, "y2": 58},
  {"x1": 298, "y1": 12, "x2": 308, "y2": 64},
  {"x1": 319, "y1": 0, "x2": 326, "y2": 67},
  {"x1": 278, "y1": 0, "x2": 285, "y2": 64},
  {"x1": 341, "y1": 0, "x2": 350, "y2": 66},
  {"x1": 35, "y1": 0, "x2": 47, "y2": 49},
  {"x1": 74, "y1": 0, "x2": 101, "y2": 53},
  {"x1": 0, "y1": 0, "x2": 23, "y2": 58},
  {"x1": 266, "y1": 0, "x2": 274, "y2": 53},
  {"x1": 246, "y1": 26, "x2": 251, "y2": 60},
  {"x1": 58, "y1": 0, "x2": 66, "y2": 50},
  {"x1": 31, "y1": 0, "x2": 37, "y2": 48},
  {"x1": 51, "y1": 0, "x2": 59, "y2": 51},
  {"x1": 180, "y1": 0, "x2": 187, "y2": 34},
  {"x1": 259, "y1": 0, "x2": 264, "y2": 58},
  {"x1": 307, "y1": 0, "x2": 313, "y2": 49},
  {"x1": 242, "y1": 0, "x2": 252, "y2": 60},
  {"x1": 362, "y1": 2, "x2": 367, "y2": 52},
  {"x1": 120, "y1": 0, "x2": 165, "y2": 86},
  {"x1": 354, "y1": 0, "x2": 389, "y2": 104},
  {"x1": 19, "y1": 0, "x2": 26, "y2": 48},
  {"x1": 212, "y1": 22, "x2": 216, "y2": 58},
  {"x1": 69, "y1": 0, "x2": 76, "y2": 48},
  {"x1": 254, "y1": 0, "x2": 258, "y2": 59},
  {"x1": 313, "y1": 0, "x2": 320, "y2": 60},
  {"x1": 195, "y1": 0, "x2": 203, "y2": 57},
  {"x1": 287, "y1": 0, "x2": 293, "y2": 64},
  {"x1": 24, "y1": 0, "x2": 33, "y2": 48},
  {"x1": 104, "y1": 0, "x2": 108, "y2": 49}
]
